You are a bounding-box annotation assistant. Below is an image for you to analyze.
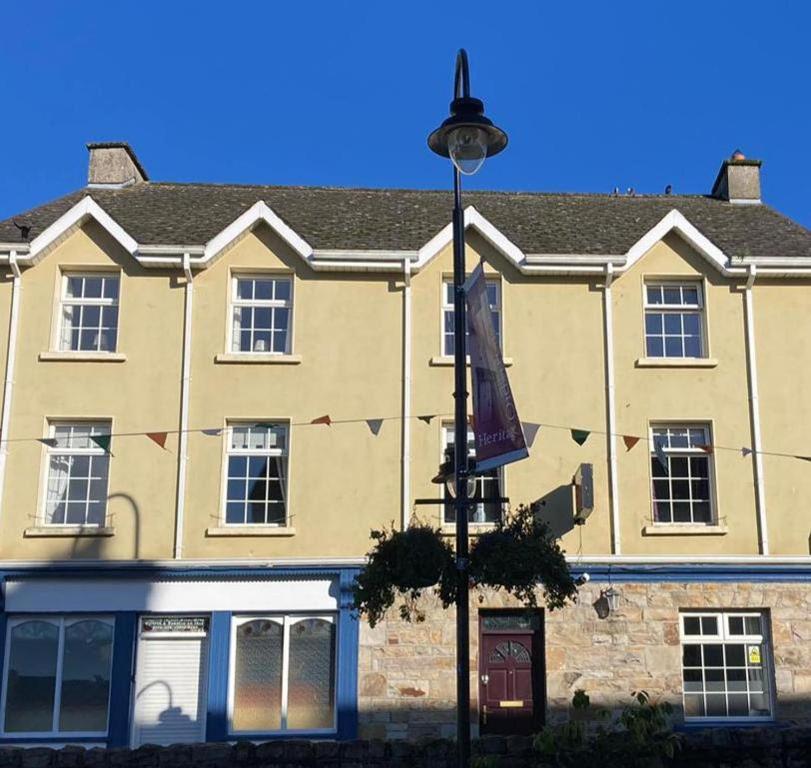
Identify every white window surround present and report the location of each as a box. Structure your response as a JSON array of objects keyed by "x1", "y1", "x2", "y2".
[
  {"x1": 221, "y1": 422, "x2": 291, "y2": 528},
  {"x1": 440, "y1": 276, "x2": 502, "y2": 359},
  {"x1": 440, "y1": 423, "x2": 503, "y2": 528},
  {"x1": 649, "y1": 423, "x2": 715, "y2": 526},
  {"x1": 227, "y1": 614, "x2": 337, "y2": 735},
  {"x1": 41, "y1": 421, "x2": 111, "y2": 528},
  {"x1": 0, "y1": 615, "x2": 115, "y2": 738},
  {"x1": 680, "y1": 611, "x2": 774, "y2": 722},
  {"x1": 642, "y1": 281, "x2": 707, "y2": 360},
  {"x1": 56, "y1": 273, "x2": 121, "y2": 354},
  {"x1": 229, "y1": 275, "x2": 293, "y2": 355}
]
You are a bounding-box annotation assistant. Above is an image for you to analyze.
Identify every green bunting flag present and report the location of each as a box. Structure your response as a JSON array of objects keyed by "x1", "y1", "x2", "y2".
[
  {"x1": 417, "y1": 415, "x2": 434, "y2": 424},
  {"x1": 90, "y1": 434, "x2": 112, "y2": 454},
  {"x1": 38, "y1": 438, "x2": 58, "y2": 448},
  {"x1": 571, "y1": 429, "x2": 590, "y2": 446},
  {"x1": 522, "y1": 422, "x2": 541, "y2": 448},
  {"x1": 366, "y1": 419, "x2": 383, "y2": 436}
]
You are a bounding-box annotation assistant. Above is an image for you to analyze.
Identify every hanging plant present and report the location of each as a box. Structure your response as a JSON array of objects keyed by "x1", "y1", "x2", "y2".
[{"x1": 353, "y1": 505, "x2": 578, "y2": 627}]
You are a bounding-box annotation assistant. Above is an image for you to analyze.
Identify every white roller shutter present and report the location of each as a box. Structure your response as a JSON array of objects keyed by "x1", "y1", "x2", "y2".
[{"x1": 132, "y1": 634, "x2": 209, "y2": 746}]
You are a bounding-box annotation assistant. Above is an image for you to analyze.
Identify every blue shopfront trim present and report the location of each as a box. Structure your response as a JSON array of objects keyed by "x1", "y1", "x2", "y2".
[{"x1": 568, "y1": 562, "x2": 811, "y2": 583}]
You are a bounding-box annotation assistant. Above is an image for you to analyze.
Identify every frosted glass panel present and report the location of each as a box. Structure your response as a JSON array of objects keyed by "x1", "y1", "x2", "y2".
[
  {"x1": 4, "y1": 621, "x2": 59, "y2": 732},
  {"x1": 232, "y1": 620, "x2": 283, "y2": 731},
  {"x1": 59, "y1": 621, "x2": 113, "y2": 732},
  {"x1": 286, "y1": 618, "x2": 336, "y2": 730}
]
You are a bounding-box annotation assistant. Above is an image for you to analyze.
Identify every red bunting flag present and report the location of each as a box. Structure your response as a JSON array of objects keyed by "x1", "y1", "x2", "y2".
[
  {"x1": 311, "y1": 415, "x2": 332, "y2": 426},
  {"x1": 623, "y1": 435, "x2": 640, "y2": 451},
  {"x1": 700, "y1": 444, "x2": 714, "y2": 455},
  {"x1": 147, "y1": 432, "x2": 168, "y2": 449}
]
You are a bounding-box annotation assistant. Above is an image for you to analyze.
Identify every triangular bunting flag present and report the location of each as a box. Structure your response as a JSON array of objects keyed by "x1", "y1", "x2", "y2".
[
  {"x1": 795, "y1": 455, "x2": 811, "y2": 463},
  {"x1": 366, "y1": 419, "x2": 383, "y2": 436},
  {"x1": 147, "y1": 432, "x2": 168, "y2": 450},
  {"x1": 201, "y1": 428, "x2": 222, "y2": 437},
  {"x1": 311, "y1": 415, "x2": 332, "y2": 426},
  {"x1": 653, "y1": 436, "x2": 668, "y2": 472},
  {"x1": 741, "y1": 447, "x2": 752, "y2": 457},
  {"x1": 522, "y1": 422, "x2": 541, "y2": 448},
  {"x1": 571, "y1": 429, "x2": 590, "y2": 446},
  {"x1": 417, "y1": 415, "x2": 434, "y2": 424},
  {"x1": 38, "y1": 438, "x2": 58, "y2": 448},
  {"x1": 90, "y1": 434, "x2": 112, "y2": 454},
  {"x1": 623, "y1": 435, "x2": 640, "y2": 451},
  {"x1": 700, "y1": 444, "x2": 714, "y2": 455}
]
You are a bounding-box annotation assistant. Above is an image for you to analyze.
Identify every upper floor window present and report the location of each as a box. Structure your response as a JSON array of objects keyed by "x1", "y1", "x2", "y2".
[
  {"x1": 680, "y1": 611, "x2": 772, "y2": 720},
  {"x1": 443, "y1": 278, "x2": 501, "y2": 357},
  {"x1": 44, "y1": 422, "x2": 111, "y2": 527},
  {"x1": 644, "y1": 283, "x2": 704, "y2": 358},
  {"x1": 224, "y1": 422, "x2": 288, "y2": 526},
  {"x1": 59, "y1": 274, "x2": 120, "y2": 352},
  {"x1": 650, "y1": 424, "x2": 713, "y2": 525},
  {"x1": 231, "y1": 276, "x2": 292, "y2": 354},
  {"x1": 442, "y1": 423, "x2": 502, "y2": 525},
  {"x1": 1, "y1": 616, "x2": 114, "y2": 736}
]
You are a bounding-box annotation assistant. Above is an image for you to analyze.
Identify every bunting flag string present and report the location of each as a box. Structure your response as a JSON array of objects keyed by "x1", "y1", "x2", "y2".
[
  {"x1": 571, "y1": 429, "x2": 590, "y2": 446},
  {"x1": 366, "y1": 419, "x2": 383, "y2": 436},
  {"x1": 622, "y1": 435, "x2": 640, "y2": 451}
]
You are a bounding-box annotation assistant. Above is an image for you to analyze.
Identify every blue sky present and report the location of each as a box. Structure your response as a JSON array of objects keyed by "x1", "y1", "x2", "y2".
[{"x1": 1, "y1": 1, "x2": 809, "y2": 227}]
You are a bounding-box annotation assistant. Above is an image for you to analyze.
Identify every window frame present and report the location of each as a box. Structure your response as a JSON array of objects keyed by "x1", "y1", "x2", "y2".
[
  {"x1": 39, "y1": 420, "x2": 112, "y2": 528},
  {"x1": 648, "y1": 422, "x2": 717, "y2": 526},
  {"x1": 440, "y1": 274, "x2": 503, "y2": 359},
  {"x1": 679, "y1": 610, "x2": 775, "y2": 723},
  {"x1": 440, "y1": 422, "x2": 504, "y2": 527},
  {"x1": 55, "y1": 271, "x2": 121, "y2": 354},
  {"x1": 0, "y1": 614, "x2": 115, "y2": 738},
  {"x1": 642, "y1": 280, "x2": 707, "y2": 360},
  {"x1": 228, "y1": 273, "x2": 294, "y2": 355},
  {"x1": 220, "y1": 420, "x2": 292, "y2": 528},
  {"x1": 227, "y1": 613, "x2": 337, "y2": 736}
]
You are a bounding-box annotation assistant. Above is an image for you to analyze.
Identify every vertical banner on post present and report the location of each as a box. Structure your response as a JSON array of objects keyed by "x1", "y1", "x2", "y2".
[{"x1": 464, "y1": 261, "x2": 528, "y2": 472}]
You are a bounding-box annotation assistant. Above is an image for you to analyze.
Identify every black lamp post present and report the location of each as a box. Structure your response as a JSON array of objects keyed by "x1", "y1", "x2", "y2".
[{"x1": 428, "y1": 49, "x2": 507, "y2": 768}]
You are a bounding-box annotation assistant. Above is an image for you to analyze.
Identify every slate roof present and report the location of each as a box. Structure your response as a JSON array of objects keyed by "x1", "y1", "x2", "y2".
[{"x1": 1, "y1": 182, "x2": 809, "y2": 261}]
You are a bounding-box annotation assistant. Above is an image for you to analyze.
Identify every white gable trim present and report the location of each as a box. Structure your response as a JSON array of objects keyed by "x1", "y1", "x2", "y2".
[
  {"x1": 621, "y1": 209, "x2": 729, "y2": 274},
  {"x1": 202, "y1": 201, "x2": 313, "y2": 265},
  {"x1": 415, "y1": 206, "x2": 526, "y2": 270},
  {"x1": 26, "y1": 196, "x2": 138, "y2": 263}
]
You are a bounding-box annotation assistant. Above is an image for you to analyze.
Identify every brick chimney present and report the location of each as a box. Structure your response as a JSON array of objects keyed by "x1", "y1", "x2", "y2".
[
  {"x1": 711, "y1": 149, "x2": 761, "y2": 203},
  {"x1": 87, "y1": 142, "x2": 148, "y2": 187}
]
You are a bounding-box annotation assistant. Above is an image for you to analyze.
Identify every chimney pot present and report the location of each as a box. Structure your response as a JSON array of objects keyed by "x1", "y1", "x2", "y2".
[
  {"x1": 711, "y1": 149, "x2": 762, "y2": 203},
  {"x1": 87, "y1": 142, "x2": 148, "y2": 187}
]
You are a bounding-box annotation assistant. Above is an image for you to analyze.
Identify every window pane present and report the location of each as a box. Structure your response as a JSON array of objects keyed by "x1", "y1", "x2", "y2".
[
  {"x1": 5, "y1": 621, "x2": 59, "y2": 733},
  {"x1": 254, "y1": 308, "x2": 272, "y2": 329},
  {"x1": 684, "y1": 336, "x2": 701, "y2": 357},
  {"x1": 645, "y1": 314, "x2": 662, "y2": 334},
  {"x1": 703, "y1": 644, "x2": 723, "y2": 666},
  {"x1": 232, "y1": 620, "x2": 283, "y2": 732},
  {"x1": 83, "y1": 279, "x2": 103, "y2": 299},
  {"x1": 254, "y1": 280, "x2": 273, "y2": 300},
  {"x1": 705, "y1": 667, "x2": 724, "y2": 692},
  {"x1": 728, "y1": 616, "x2": 744, "y2": 635},
  {"x1": 663, "y1": 287, "x2": 681, "y2": 304},
  {"x1": 683, "y1": 314, "x2": 700, "y2": 335},
  {"x1": 728, "y1": 694, "x2": 748, "y2": 716},
  {"x1": 683, "y1": 668, "x2": 702, "y2": 692},
  {"x1": 287, "y1": 619, "x2": 336, "y2": 730},
  {"x1": 683, "y1": 617, "x2": 701, "y2": 636},
  {"x1": 683, "y1": 287, "x2": 699, "y2": 305},
  {"x1": 672, "y1": 502, "x2": 691, "y2": 523},
  {"x1": 664, "y1": 314, "x2": 682, "y2": 334},
  {"x1": 692, "y1": 503, "x2": 711, "y2": 524},
  {"x1": 744, "y1": 617, "x2": 761, "y2": 635},
  {"x1": 664, "y1": 337, "x2": 682, "y2": 357},
  {"x1": 701, "y1": 616, "x2": 718, "y2": 635},
  {"x1": 646, "y1": 286, "x2": 663, "y2": 305},
  {"x1": 102, "y1": 279, "x2": 119, "y2": 300},
  {"x1": 274, "y1": 280, "x2": 291, "y2": 301},
  {"x1": 706, "y1": 694, "x2": 726, "y2": 717},
  {"x1": 646, "y1": 337, "x2": 664, "y2": 357},
  {"x1": 683, "y1": 694, "x2": 704, "y2": 717},
  {"x1": 683, "y1": 644, "x2": 702, "y2": 665},
  {"x1": 66, "y1": 277, "x2": 84, "y2": 298},
  {"x1": 237, "y1": 280, "x2": 254, "y2": 300},
  {"x1": 59, "y1": 621, "x2": 113, "y2": 732}
]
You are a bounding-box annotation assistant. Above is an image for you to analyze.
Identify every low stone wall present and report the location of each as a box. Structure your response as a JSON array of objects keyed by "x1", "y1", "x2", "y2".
[
  {"x1": 358, "y1": 580, "x2": 811, "y2": 740},
  {"x1": 0, "y1": 729, "x2": 810, "y2": 768}
]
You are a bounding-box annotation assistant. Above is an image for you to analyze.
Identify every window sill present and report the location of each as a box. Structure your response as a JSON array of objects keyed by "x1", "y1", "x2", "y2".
[
  {"x1": 642, "y1": 524, "x2": 728, "y2": 536},
  {"x1": 206, "y1": 526, "x2": 296, "y2": 537},
  {"x1": 635, "y1": 357, "x2": 718, "y2": 369},
  {"x1": 24, "y1": 526, "x2": 115, "y2": 538},
  {"x1": 214, "y1": 353, "x2": 302, "y2": 365},
  {"x1": 430, "y1": 356, "x2": 513, "y2": 367},
  {"x1": 39, "y1": 352, "x2": 127, "y2": 363}
]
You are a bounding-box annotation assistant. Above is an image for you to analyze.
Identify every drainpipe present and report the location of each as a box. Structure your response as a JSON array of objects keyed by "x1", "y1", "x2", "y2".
[
  {"x1": 174, "y1": 254, "x2": 193, "y2": 559},
  {"x1": 744, "y1": 265, "x2": 768, "y2": 555},
  {"x1": 0, "y1": 252, "x2": 21, "y2": 522},
  {"x1": 401, "y1": 257, "x2": 412, "y2": 528},
  {"x1": 603, "y1": 263, "x2": 621, "y2": 554}
]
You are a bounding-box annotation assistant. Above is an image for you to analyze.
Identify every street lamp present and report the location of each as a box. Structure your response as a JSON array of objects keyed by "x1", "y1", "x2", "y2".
[{"x1": 428, "y1": 48, "x2": 507, "y2": 768}]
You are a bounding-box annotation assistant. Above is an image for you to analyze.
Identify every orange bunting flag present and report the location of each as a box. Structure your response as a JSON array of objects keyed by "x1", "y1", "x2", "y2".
[
  {"x1": 623, "y1": 435, "x2": 640, "y2": 451},
  {"x1": 311, "y1": 415, "x2": 332, "y2": 426},
  {"x1": 147, "y1": 432, "x2": 168, "y2": 449},
  {"x1": 700, "y1": 444, "x2": 714, "y2": 455}
]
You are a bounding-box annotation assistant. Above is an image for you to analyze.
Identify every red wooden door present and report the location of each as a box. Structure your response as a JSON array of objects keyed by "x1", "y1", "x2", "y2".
[{"x1": 478, "y1": 613, "x2": 543, "y2": 735}]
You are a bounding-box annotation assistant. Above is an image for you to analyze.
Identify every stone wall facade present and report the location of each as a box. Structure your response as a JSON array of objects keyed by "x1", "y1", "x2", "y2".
[{"x1": 358, "y1": 580, "x2": 811, "y2": 740}]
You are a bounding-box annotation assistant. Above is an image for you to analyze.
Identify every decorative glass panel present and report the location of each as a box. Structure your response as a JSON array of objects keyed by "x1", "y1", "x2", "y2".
[
  {"x1": 59, "y1": 621, "x2": 113, "y2": 732},
  {"x1": 232, "y1": 620, "x2": 283, "y2": 732},
  {"x1": 287, "y1": 619, "x2": 336, "y2": 730},
  {"x1": 482, "y1": 614, "x2": 540, "y2": 632}
]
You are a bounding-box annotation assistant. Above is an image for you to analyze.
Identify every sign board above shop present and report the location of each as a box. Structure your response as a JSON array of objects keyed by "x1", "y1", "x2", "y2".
[{"x1": 141, "y1": 616, "x2": 209, "y2": 634}]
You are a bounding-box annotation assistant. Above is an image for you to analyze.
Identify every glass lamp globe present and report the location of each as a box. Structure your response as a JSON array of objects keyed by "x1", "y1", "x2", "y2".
[{"x1": 447, "y1": 126, "x2": 489, "y2": 175}]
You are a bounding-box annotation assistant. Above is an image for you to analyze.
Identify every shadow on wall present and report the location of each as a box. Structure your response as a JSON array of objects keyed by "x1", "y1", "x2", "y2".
[{"x1": 531, "y1": 485, "x2": 575, "y2": 540}]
